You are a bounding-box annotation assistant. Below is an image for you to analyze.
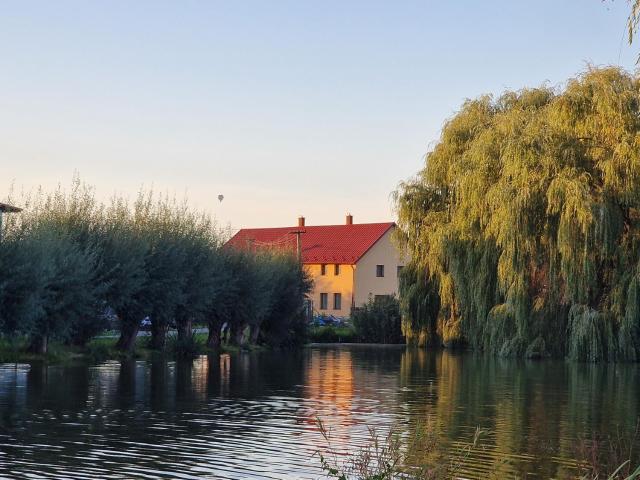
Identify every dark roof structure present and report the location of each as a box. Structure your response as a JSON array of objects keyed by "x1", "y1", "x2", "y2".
[{"x1": 0, "y1": 203, "x2": 22, "y2": 213}]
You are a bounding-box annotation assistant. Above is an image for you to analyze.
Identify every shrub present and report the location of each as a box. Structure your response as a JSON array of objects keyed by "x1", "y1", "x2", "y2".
[
  {"x1": 352, "y1": 296, "x2": 403, "y2": 344},
  {"x1": 309, "y1": 325, "x2": 357, "y2": 343}
]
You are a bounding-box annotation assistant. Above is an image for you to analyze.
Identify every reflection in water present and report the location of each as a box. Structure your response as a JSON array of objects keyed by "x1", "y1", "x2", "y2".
[
  {"x1": 0, "y1": 348, "x2": 636, "y2": 478},
  {"x1": 304, "y1": 349, "x2": 354, "y2": 418}
]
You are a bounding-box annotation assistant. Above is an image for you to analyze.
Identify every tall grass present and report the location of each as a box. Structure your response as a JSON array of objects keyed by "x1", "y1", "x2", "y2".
[{"x1": 316, "y1": 418, "x2": 640, "y2": 479}]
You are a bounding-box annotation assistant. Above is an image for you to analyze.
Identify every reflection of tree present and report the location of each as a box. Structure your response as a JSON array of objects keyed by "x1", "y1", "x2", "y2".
[
  {"x1": 0, "y1": 350, "x2": 637, "y2": 477},
  {"x1": 150, "y1": 359, "x2": 173, "y2": 412},
  {"x1": 115, "y1": 359, "x2": 137, "y2": 410},
  {"x1": 398, "y1": 351, "x2": 640, "y2": 478}
]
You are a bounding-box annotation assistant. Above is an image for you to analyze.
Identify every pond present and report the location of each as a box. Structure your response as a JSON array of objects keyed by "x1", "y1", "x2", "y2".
[{"x1": 0, "y1": 346, "x2": 638, "y2": 479}]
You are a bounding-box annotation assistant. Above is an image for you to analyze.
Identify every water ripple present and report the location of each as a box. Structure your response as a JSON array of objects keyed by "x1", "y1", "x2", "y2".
[{"x1": 0, "y1": 349, "x2": 636, "y2": 478}]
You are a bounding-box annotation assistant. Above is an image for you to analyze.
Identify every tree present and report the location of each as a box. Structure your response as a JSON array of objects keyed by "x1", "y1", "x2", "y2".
[
  {"x1": 259, "y1": 253, "x2": 312, "y2": 347},
  {"x1": 98, "y1": 197, "x2": 150, "y2": 353},
  {"x1": 395, "y1": 67, "x2": 640, "y2": 360},
  {"x1": 0, "y1": 180, "x2": 312, "y2": 355}
]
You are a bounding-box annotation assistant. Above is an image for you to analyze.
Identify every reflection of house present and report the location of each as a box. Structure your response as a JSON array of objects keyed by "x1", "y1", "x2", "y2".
[
  {"x1": 305, "y1": 349, "x2": 354, "y2": 419},
  {"x1": 226, "y1": 215, "x2": 404, "y2": 317}
]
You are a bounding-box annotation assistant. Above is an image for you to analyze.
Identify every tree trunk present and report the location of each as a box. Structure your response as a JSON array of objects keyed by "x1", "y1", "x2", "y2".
[
  {"x1": 151, "y1": 321, "x2": 168, "y2": 350},
  {"x1": 116, "y1": 321, "x2": 139, "y2": 352},
  {"x1": 28, "y1": 335, "x2": 48, "y2": 355},
  {"x1": 232, "y1": 322, "x2": 247, "y2": 346},
  {"x1": 177, "y1": 318, "x2": 193, "y2": 343},
  {"x1": 69, "y1": 334, "x2": 89, "y2": 347},
  {"x1": 250, "y1": 324, "x2": 261, "y2": 345},
  {"x1": 207, "y1": 321, "x2": 222, "y2": 349}
]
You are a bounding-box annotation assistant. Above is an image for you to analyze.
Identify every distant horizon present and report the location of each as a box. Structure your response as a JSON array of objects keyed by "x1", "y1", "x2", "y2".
[{"x1": 1, "y1": 1, "x2": 636, "y2": 229}]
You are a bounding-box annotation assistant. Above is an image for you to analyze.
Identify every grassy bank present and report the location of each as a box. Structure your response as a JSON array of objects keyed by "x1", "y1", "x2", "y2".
[{"x1": 0, "y1": 332, "x2": 258, "y2": 364}]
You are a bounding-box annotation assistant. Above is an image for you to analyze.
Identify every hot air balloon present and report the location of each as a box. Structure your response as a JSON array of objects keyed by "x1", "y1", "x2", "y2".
[{"x1": 217, "y1": 194, "x2": 224, "y2": 203}]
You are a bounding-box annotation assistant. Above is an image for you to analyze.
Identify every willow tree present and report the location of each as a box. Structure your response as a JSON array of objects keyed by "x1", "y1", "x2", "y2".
[{"x1": 395, "y1": 67, "x2": 640, "y2": 361}]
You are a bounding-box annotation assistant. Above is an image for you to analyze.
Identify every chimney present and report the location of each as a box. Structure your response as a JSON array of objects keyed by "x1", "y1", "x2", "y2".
[
  {"x1": 346, "y1": 213, "x2": 353, "y2": 225},
  {"x1": 298, "y1": 216, "x2": 305, "y2": 227}
]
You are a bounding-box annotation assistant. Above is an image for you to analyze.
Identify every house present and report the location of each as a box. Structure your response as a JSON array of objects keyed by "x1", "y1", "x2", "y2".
[
  {"x1": 0, "y1": 202, "x2": 22, "y2": 240},
  {"x1": 225, "y1": 215, "x2": 404, "y2": 318}
]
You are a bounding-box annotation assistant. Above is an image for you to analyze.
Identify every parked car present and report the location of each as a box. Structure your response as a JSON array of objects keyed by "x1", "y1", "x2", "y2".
[
  {"x1": 140, "y1": 316, "x2": 152, "y2": 330},
  {"x1": 100, "y1": 307, "x2": 119, "y2": 331},
  {"x1": 311, "y1": 314, "x2": 349, "y2": 327}
]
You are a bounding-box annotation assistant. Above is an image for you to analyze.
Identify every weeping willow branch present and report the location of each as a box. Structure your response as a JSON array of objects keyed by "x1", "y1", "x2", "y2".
[{"x1": 395, "y1": 67, "x2": 640, "y2": 361}]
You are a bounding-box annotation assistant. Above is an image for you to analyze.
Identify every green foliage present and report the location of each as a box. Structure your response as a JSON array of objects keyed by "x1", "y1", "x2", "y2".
[
  {"x1": 259, "y1": 252, "x2": 313, "y2": 347},
  {"x1": 398, "y1": 262, "x2": 441, "y2": 346},
  {"x1": 395, "y1": 67, "x2": 640, "y2": 361},
  {"x1": 0, "y1": 178, "x2": 310, "y2": 354},
  {"x1": 168, "y1": 332, "x2": 201, "y2": 359},
  {"x1": 352, "y1": 296, "x2": 403, "y2": 344},
  {"x1": 309, "y1": 324, "x2": 357, "y2": 343}
]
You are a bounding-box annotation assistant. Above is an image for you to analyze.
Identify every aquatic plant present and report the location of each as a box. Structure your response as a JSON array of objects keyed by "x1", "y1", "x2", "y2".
[
  {"x1": 316, "y1": 418, "x2": 485, "y2": 480},
  {"x1": 316, "y1": 417, "x2": 640, "y2": 479}
]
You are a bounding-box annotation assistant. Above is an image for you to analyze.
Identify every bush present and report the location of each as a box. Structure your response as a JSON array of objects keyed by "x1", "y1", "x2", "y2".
[
  {"x1": 309, "y1": 325, "x2": 357, "y2": 343},
  {"x1": 352, "y1": 296, "x2": 404, "y2": 344},
  {"x1": 85, "y1": 339, "x2": 112, "y2": 363},
  {"x1": 168, "y1": 333, "x2": 201, "y2": 359}
]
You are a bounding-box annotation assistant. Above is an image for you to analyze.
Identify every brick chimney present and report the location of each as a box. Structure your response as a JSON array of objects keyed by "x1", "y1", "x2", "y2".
[
  {"x1": 346, "y1": 213, "x2": 353, "y2": 225},
  {"x1": 298, "y1": 216, "x2": 305, "y2": 227}
]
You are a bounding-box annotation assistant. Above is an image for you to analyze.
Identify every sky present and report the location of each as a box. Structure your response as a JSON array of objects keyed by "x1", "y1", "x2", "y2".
[{"x1": 0, "y1": 1, "x2": 637, "y2": 229}]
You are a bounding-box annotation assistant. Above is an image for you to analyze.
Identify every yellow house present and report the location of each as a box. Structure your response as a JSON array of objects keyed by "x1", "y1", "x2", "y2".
[{"x1": 226, "y1": 215, "x2": 404, "y2": 318}]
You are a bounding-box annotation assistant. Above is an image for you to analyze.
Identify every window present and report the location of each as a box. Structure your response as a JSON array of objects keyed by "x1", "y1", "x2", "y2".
[
  {"x1": 376, "y1": 264, "x2": 385, "y2": 277},
  {"x1": 320, "y1": 293, "x2": 328, "y2": 310},
  {"x1": 334, "y1": 264, "x2": 340, "y2": 275},
  {"x1": 397, "y1": 265, "x2": 404, "y2": 277},
  {"x1": 333, "y1": 293, "x2": 342, "y2": 310},
  {"x1": 320, "y1": 264, "x2": 326, "y2": 275}
]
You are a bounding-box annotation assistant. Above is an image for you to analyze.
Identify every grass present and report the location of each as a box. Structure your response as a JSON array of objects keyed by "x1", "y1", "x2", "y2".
[
  {"x1": 0, "y1": 330, "x2": 255, "y2": 364},
  {"x1": 0, "y1": 336, "x2": 83, "y2": 363}
]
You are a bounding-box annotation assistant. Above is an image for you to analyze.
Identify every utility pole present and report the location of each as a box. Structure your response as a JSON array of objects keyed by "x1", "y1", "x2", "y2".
[{"x1": 289, "y1": 229, "x2": 306, "y2": 263}]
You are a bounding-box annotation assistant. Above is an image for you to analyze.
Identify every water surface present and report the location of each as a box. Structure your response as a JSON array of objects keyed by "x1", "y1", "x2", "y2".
[{"x1": 0, "y1": 346, "x2": 637, "y2": 479}]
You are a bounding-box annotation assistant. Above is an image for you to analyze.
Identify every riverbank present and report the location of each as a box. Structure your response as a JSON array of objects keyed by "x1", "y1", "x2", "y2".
[
  {"x1": 0, "y1": 330, "x2": 408, "y2": 365},
  {"x1": 0, "y1": 333, "x2": 258, "y2": 364}
]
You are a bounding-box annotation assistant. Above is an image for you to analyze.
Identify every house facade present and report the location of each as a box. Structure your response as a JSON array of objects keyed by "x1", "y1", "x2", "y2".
[{"x1": 226, "y1": 215, "x2": 404, "y2": 318}]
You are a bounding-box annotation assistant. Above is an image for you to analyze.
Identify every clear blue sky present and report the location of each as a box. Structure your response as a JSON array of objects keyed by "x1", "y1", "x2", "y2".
[{"x1": 0, "y1": 1, "x2": 636, "y2": 228}]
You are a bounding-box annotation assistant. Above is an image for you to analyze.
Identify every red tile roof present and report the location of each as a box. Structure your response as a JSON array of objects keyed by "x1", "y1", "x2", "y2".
[{"x1": 225, "y1": 222, "x2": 395, "y2": 264}]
